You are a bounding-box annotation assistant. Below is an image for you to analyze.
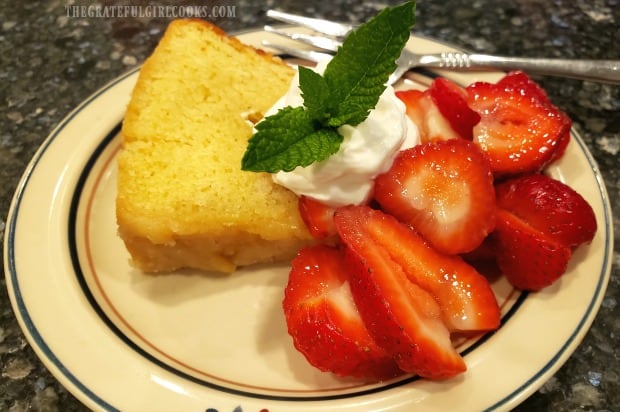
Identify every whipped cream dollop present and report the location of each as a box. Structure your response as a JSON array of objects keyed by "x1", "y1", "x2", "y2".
[{"x1": 267, "y1": 61, "x2": 420, "y2": 207}]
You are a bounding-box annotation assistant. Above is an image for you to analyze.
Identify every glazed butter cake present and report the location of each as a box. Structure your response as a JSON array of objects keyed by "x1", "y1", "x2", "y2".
[{"x1": 117, "y1": 19, "x2": 313, "y2": 273}]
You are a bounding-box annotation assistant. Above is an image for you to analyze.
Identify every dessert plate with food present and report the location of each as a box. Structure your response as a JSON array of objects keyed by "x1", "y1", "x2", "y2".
[{"x1": 4, "y1": 3, "x2": 613, "y2": 411}]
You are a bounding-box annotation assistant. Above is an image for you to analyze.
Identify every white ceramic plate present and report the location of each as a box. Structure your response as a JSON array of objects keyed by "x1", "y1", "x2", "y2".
[{"x1": 3, "y1": 29, "x2": 613, "y2": 412}]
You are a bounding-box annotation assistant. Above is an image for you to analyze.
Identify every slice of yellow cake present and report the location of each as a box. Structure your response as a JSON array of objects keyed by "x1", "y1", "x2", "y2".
[{"x1": 117, "y1": 19, "x2": 313, "y2": 273}]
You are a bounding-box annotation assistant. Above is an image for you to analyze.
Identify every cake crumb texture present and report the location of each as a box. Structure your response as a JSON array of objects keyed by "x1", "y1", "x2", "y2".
[{"x1": 117, "y1": 19, "x2": 312, "y2": 273}]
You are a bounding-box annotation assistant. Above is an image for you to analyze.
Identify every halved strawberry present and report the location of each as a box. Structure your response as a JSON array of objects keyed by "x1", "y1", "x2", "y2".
[
  {"x1": 428, "y1": 77, "x2": 481, "y2": 140},
  {"x1": 496, "y1": 71, "x2": 572, "y2": 167},
  {"x1": 396, "y1": 88, "x2": 461, "y2": 143},
  {"x1": 496, "y1": 174, "x2": 597, "y2": 249},
  {"x1": 283, "y1": 244, "x2": 402, "y2": 380},
  {"x1": 335, "y1": 205, "x2": 500, "y2": 332},
  {"x1": 334, "y1": 206, "x2": 466, "y2": 379},
  {"x1": 497, "y1": 71, "x2": 551, "y2": 104},
  {"x1": 395, "y1": 89, "x2": 426, "y2": 128},
  {"x1": 374, "y1": 139, "x2": 496, "y2": 255},
  {"x1": 492, "y1": 208, "x2": 571, "y2": 291},
  {"x1": 461, "y1": 236, "x2": 497, "y2": 263},
  {"x1": 364, "y1": 208, "x2": 500, "y2": 332},
  {"x1": 298, "y1": 195, "x2": 338, "y2": 240},
  {"x1": 466, "y1": 75, "x2": 571, "y2": 176}
]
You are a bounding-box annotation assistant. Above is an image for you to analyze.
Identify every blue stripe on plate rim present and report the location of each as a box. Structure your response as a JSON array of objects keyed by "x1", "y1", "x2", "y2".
[{"x1": 4, "y1": 64, "x2": 612, "y2": 411}]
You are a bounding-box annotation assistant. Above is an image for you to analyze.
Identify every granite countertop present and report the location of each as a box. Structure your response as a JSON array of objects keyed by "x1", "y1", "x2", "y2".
[{"x1": 1, "y1": 0, "x2": 618, "y2": 411}]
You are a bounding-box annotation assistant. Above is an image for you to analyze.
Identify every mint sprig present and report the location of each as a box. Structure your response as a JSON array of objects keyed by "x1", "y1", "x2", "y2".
[
  {"x1": 240, "y1": 106, "x2": 343, "y2": 172},
  {"x1": 241, "y1": 1, "x2": 416, "y2": 173}
]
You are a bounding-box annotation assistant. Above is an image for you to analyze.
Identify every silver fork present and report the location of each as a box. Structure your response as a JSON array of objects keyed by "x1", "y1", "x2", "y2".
[{"x1": 263, "y1": 10, "x2": 620, "y2": 85}]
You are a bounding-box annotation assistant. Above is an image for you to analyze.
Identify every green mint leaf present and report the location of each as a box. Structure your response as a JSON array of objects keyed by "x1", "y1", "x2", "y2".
[
  {"x1": 324, "y1": 1, "x2": 416, "y2": 127},
  {"x1": 298, "y1": 66, "x2": 330, "y2": 122},
  {"x1": 240, "y1": 1, "x2": 416, "y2": 173},
  {"x1": 325, "y1": 2, "x2": 415, "y2": 126},
  {"x1": 241, "y1": 106, "x2": 343, "y2": 173}
]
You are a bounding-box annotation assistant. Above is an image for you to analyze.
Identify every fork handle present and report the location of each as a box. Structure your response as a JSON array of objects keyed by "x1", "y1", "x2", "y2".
[{"x1": 422, "y1": 52, "x2": 620, "y2": 84}]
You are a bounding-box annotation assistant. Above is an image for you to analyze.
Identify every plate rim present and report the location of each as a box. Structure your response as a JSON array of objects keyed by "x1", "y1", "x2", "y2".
[{"x1": 3, "y1": 29, "x2": 614, "y2": 412}]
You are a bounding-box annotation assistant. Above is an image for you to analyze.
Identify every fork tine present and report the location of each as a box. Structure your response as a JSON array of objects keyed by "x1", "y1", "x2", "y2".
[
  {"x1": 264, "y1": 25, "x2": 341, "y2": 52},
  {"x1": 261, "y1": 41, "x2": 332, "y2": 63},
  {"x1": 266, "y1": 10, "x2": 354, "y2": 38}
]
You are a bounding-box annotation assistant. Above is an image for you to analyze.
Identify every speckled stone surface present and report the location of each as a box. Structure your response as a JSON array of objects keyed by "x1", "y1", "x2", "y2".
[{"x1": 1, "y1": 0, "x2": 618, "y2": 411}]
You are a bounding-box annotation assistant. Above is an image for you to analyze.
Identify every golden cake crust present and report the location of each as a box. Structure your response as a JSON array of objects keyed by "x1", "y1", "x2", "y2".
[{"x1": 117, "y1": 19, "x2": 312, "y2": 273}]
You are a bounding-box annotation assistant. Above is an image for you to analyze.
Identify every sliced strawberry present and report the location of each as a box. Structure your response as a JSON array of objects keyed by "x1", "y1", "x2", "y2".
[
  {"x1": 461, "y1": 236, "x2": 497, "y2": 263},
  {"x1": 497, "y1": 71, "x2": 551, "y2": 104},
  {"x1": 466, "y1": 76, "x2": 571, "y2": 175},
  {"x1": 374, "y1": 139, "x2": 496, "y2": 255},
  {"x1": 334, "y1": 206, "x2": 466, "y2": 379},
  {"x1": 496, "y1": 71, "x2": 572, "y2": 166},
  {"x1": 492, "y1": 208, "x2": 572, "y2": 291},
  {"x1": 336, "y1": 205, "x2": 499, "y2": 332},
  {"x1": 496, "y1": 174, "x2": 597, "y2": 249},
  {"x1": 298, "y1": 195, "x2": 338, "y2": 240},
  {"x1": 283, "y1": 245, "x2": 402, "y2": 380},
  {"x1": 428, "y1": 77, "x2": 481, "y2": 140},
  {"x1": 396, "y1": 88, "x2": 461, "y2": 143},
  {"x1": 369, "y1": 209, "x2": 499, "y2": 332},
  {"x1": 395, "y1": 89, "x2": 426, "y2": 128}
]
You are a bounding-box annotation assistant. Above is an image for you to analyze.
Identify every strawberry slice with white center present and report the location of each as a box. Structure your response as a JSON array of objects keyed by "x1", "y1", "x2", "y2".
[
  {"x1": 497, "y1": 71, "x2": 572, "y2": 124},
  {"x1": 374, "y1": 138, "x2": 496, "y2": 255},
  {"x1": 369, "y1": 209, "x2": 501, "y2": 332},
  {"x1": 336, "y1": 205, "x2": 500, "y2": 332},
  {"x1": 466, "y1": 73, "x2": 571, "y2": 176},
  {"x1": 497, "y1": 71, "x2": 572, "y2": 168},
  {"x1": 395, "y1": 89, "x2": 427, "y2": 131},
  {"x1": 334, "y1": 205, "x2": 468, "y2": 379},
  {"x1": 427, "y1": 77, "x2": 481, "y2": 141},
  {"x1": 396, "y1": 78, "x2": 480, "y2": 143},
  {"x1": 283, "y1": 244, "x2": 402, "y2": 380},
  {"x1": 396, "y1": 89, "x2": 461, "y2": 143}
]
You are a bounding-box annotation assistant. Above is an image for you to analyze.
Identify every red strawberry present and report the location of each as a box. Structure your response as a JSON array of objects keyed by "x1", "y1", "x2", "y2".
[
  {"x1": 298, "y1": 195, "x2": 338, "y2": 240},
  {"x1": 395, "y1": 89, "x2": 426, "y2": 128},
  {"x1": 283, "y1": 244, "x2": 402, "y2": 380},
  {"x1": 360, "y1": 206, "x2": 500, "y2": 332},
  {"x1": 548, "y1": 128, "x2": 571, "y2": 165},
  {"x1": 497, "y1": 71, "x2": 551, "y2": 104},
  {"x1": 496, "y1": 174, "x2": 597, "y2": 249},
  {"x1": 396, "y1": 88, "x2": 461, "y2": 143},
  {"x1": 496, "y1": 71, "x2": 572, "y2": 166},
  {"x1": 428, "y1": 77, "x2": 481, "y2": 140},
  {"x1": 492, "y1": 208, "x2": 571, "y2": 291},
  {"x1": 334, "y1": 206, "x2": 467, "y2": 379},
  {"x1": 461, "y1": 236, "x2": 497, "y2": 263},
  {"x1": 374, "y1": 139, "x2": 496, "y2": 255},
  {"x1": 466, "y1": 75, "x2": 571, "y2": 175}
]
